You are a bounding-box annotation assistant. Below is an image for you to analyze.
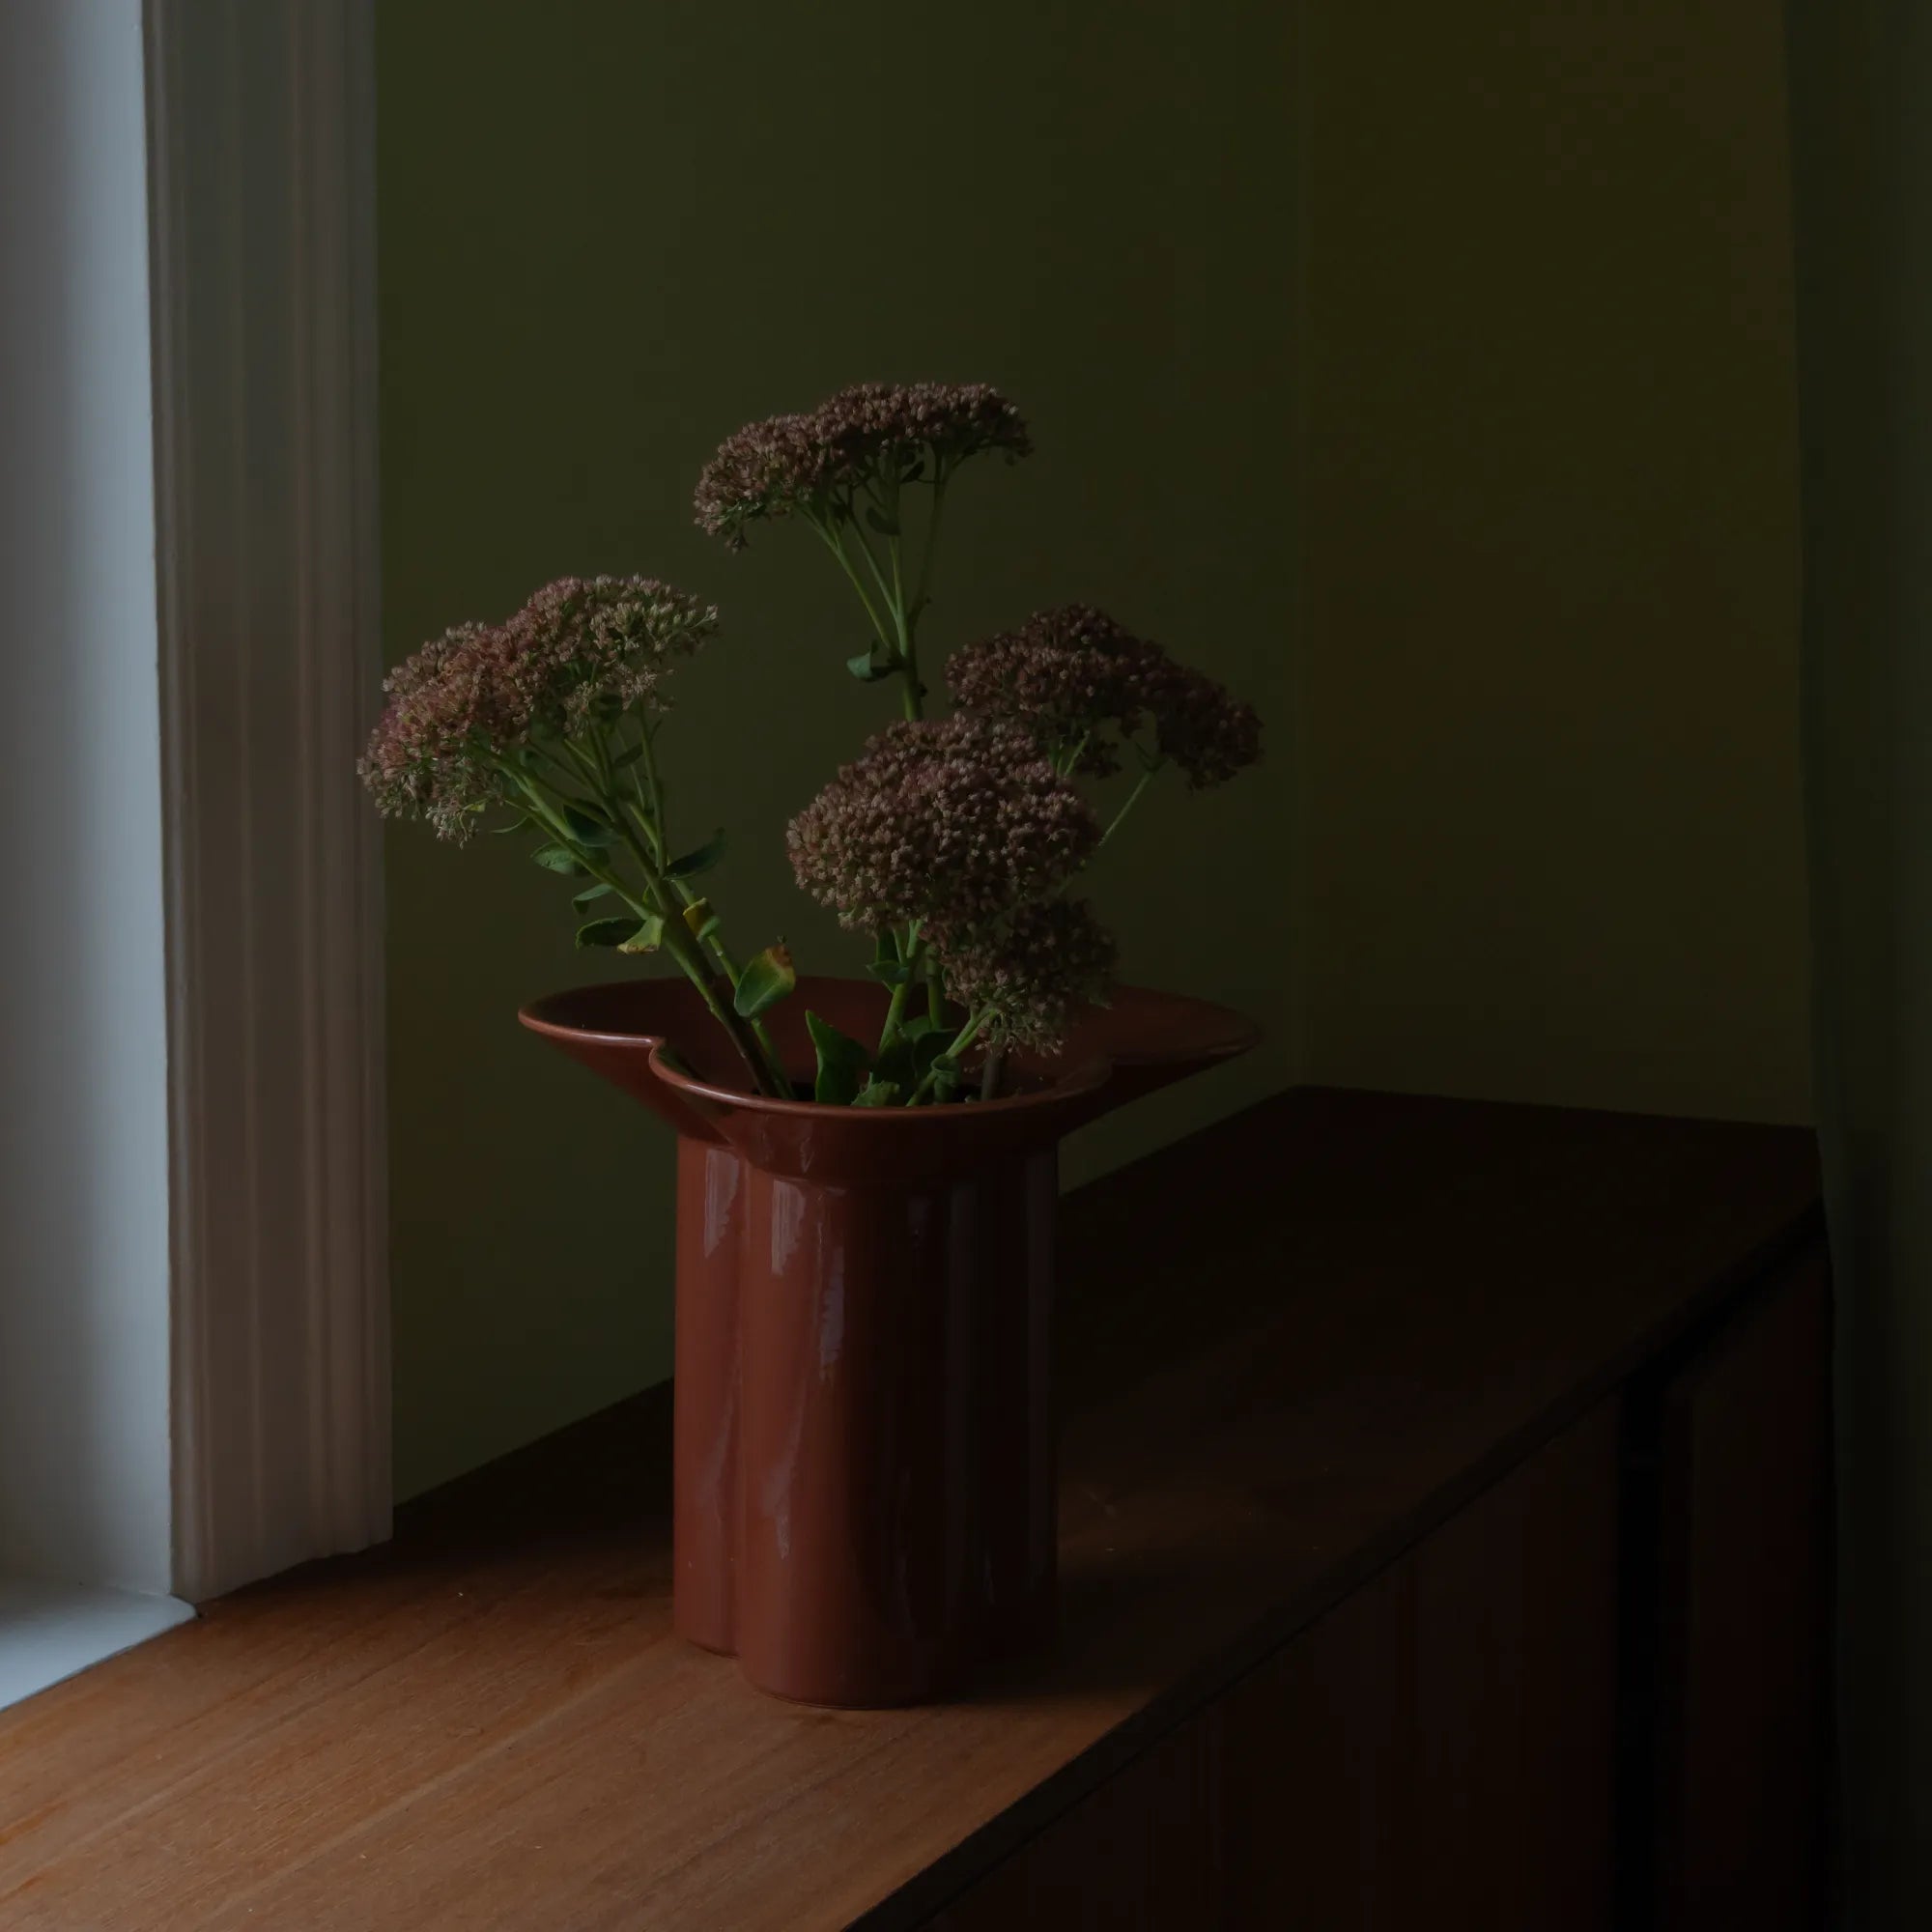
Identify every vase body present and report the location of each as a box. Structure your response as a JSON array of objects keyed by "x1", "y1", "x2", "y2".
[{"x1": 523, "y1": 976, "x2": 1256, "y2": 1706}]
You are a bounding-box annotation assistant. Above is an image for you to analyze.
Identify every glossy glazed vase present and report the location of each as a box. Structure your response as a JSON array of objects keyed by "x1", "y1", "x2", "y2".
[{"x1": 521, "y1": 975, "x2": 1257, "y2": 1706}]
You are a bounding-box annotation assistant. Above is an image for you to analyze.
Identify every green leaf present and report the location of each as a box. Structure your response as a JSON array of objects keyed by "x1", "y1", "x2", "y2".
[
  {"x1": 872, "y1": 1037, "x2": 912, "y2": 1090},
  {"x1": 618, "y1": 915, "x2": 666, "y2": 954},
  {"x1": 866, "y1": 960, "x2": 912, "y2": 986},
  {"x1": 852, "y1": 1078, "x2": 900, "y2": 1107},
  {"x1": 667, "y1": 828, "x2": 726, "y2": 880},
  {"x1": 864, "y1": 505, "x2": 901, "y2": 538},
  {"x1": 489, "y1": 814, "x2": 536, "y2": 837},
  {"x1": 576, "y1": 916, "x2": 639, "y2": 949},
  {"x1": 877, "y1": 1016, "x2": 955, "y2": 1085},
  {"x1": 532, "y1": 843, "x2": 589, "y2": 877},
  {"x1": 913, "y1": 1029, "x2": 957, "y2": 1076},
  {"x1": 572, "y1": 882, "x2": 615, "y2": 912},
  {"x1": 681, "y1": 897, "x2": 720, "y2": 943},
  {"x1": 610, "y1": 741, "x2": 646, "y2": 769},
  {"x1": 846, "y1": 646, "x2": 896, "y2": 684},
  {"x1": 734, "y1": 944, "x2": 796, "y2": 1019},
  {"x1": 806, "y1": 1010, "x2": 870, "y2": 1107},
  {"x1": 564, "y1": 805, "x2": 617, "y2": 847}
]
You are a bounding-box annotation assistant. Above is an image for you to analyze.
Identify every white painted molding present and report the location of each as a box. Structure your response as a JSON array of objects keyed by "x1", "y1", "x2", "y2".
[{"x1": 145, "y1": 0, "x2": 389, "y2": 1600}]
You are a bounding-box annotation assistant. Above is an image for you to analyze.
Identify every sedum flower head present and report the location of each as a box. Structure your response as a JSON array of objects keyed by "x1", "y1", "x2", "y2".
[
  {"x1": 358, "y1": 621, "x2": 504, "y2": 840},
  {"x1": 357, "y1": 576, "x2": 716, "y2": 841},
  {"x1": 945, "y1": 603, "x2": 1263, "y2": 788},
  {"x1": 786, "y1": 714, "x2": 1099, "y2": 935},
  {"x1": 936, "y1": 896, "x2": 1117, "y2": 1053},
  {"x1": 695, "y1": 381, "x2": 1032, "y2": 547},
  {"x1": 507, "y1": 575, "x2": 717, "y2": 732},
  {"x1": 1153, "y1": 656, "x2": 1264, "y2": 789}
]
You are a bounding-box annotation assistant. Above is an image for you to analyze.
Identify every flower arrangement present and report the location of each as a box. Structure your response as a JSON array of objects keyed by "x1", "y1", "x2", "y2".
[{"x1": 363, "y1": 383, "x2": 1261, "y2": 1106}]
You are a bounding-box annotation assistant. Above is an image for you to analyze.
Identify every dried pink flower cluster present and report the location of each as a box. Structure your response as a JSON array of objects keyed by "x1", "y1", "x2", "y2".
[
  {"x1": 946, "y1": 604, "x2": 1263, "y2": 788},
  {"x1": 939, "y1": 897, "x2": 1117, "y2": 1051},
  {"x1": 695, "y1": 382, "x2": 1031, "y2": 547},
  {"x1": 1155, "y1": 661, "x2": 1265, "y2": 789},
  {"x1": 358, "y1": 622, "x2": 501, "y2": 838},
  {"x1": 358, "y1": 576, "x2": 716, "y2": 840},
  {"x1": 513, "y1": 576, "x2": 716, "y2": 729},
  {"x1": 786, "y1": 715, "x2": 1100, "y2": 937}
]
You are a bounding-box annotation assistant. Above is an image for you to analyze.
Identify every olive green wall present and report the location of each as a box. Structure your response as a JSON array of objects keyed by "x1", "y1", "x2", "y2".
[
  {"x1": 380, "y1": 1, "x2": 1811, "y2": 1499},
  {"x1": 377, "y1": 1, "x2": 1296, "y2": 1497},
  {"x1": 1294, "y1": 3, "x2": 1812, "y2": 1122}
]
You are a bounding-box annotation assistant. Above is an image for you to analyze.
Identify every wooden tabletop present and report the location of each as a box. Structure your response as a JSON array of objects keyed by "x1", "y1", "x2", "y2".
[{"x1": 0, "y1": 1090, "x2": 1820, "y2": 1931}]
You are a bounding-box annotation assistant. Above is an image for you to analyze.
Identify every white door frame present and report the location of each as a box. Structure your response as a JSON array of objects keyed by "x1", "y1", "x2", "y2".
[{"x1": 145, "y1": 0, "x2": 389, "y2": 1601}]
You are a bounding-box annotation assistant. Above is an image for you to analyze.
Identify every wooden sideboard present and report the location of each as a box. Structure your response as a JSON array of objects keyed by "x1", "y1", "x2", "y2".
[{"x1": 0, "y1": 1090, "x2": 1827, "y2": 1930}]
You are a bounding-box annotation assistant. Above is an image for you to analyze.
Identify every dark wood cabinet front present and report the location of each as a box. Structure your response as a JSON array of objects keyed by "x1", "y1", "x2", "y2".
[
  {"x1": 935, "y1": 1404, "x2": 1624, "y2": 1930},
  {"x1": 1650, "y1": 1246, "x2": 1833, "y2": 1928},
  {"x1": 929, "y1": 1245, "x2": 1831, "y2": 1932}
]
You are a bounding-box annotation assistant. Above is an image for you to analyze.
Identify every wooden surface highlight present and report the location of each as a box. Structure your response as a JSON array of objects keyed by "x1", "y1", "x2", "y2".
[{"x1": 0, "y1": 1090, "x2": 1820, "y2": 1931}]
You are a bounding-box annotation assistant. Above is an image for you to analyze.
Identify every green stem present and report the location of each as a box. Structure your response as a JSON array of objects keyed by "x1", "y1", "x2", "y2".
[
  {"x1": 522, "y1": 737, "x2": 587, "y2": 793},
  {"x1": 632, "y1": 723, "x2": 668, "y2": 864},
  {"x1": 882, "y1": 470, "x2": 924, "y2": 721},
  {"x1": 844, "y1": 513, "x2": 922, "y2": 719},
  {"x1": 884, "y1": 468, "x2": 907, "y2": 615},
  {"x1": 660, "y1": 869, "x2": 788, "y2": 1084},
  {"x1": 807, "y1": 512, "x2": 895, "y2": 651},
  {"x1": 505, "y1": 761, "x2": 786, "y2": 1098},
  {"x1": 879, "y1": 929, "x2": 926, "y2": 1051},
  {"x1": 843, "y1": 509, "x2": 899, "y2": 619},
  {"x1": 895, "y1": 468, "x2": 956, "y2": 721},
  {"x1": 907, "y1": 1003, "x2": 996, "y2": 1105},
  {"x1": 1098, "y1": 763, "x2": 1162, "y2": 848},
  {"x1": 909, "y1": 468, "x2": 950, "y2": 619},
  {"x1": 579, "y1": 721, "x2": 789, "y2": 1093},
  {"x1": 979, "y1": 1043, "x2": 1007, "y2": 1102}
]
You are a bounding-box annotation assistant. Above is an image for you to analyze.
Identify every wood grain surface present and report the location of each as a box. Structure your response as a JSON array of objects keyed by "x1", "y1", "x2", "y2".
[{"x1": 0, "y1": 1090, "x2": 1820, "y2": 1930}]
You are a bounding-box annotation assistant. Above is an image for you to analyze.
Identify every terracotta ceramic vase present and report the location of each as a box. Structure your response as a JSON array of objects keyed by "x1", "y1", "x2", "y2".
[{"x1": 521, "y1": 975, "x2": 1257, "y2": 1706}]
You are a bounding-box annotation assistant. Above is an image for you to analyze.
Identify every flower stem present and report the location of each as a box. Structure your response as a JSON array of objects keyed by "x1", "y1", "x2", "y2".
[
  {"x1": 878, "y1": 929, "x2": 926, "y2": 1050},
  {"x1": 910, "y1": 469, "x2": 950, "y2": 619},
  {"x1": 844, "y1": 511, "x2": 923, "y2": 718},
  {"x1": 979, "y1": 1043, "x2": 1007, "y2": 1102},
  {"x1": 633, "y1": 722, "x2": 668, "y2": 863},
  {"x1": 503, "y1": 762, "x2": 786, "y2": 1098},
  {"x1": 882, "y1": 469, "x2": 924, "y2": 721},
  {"x1": 578, "y1": 722, "x2": 790, "y2": 1093},
  {"x1": 1098, "y1": 763, "x2": 1161, "y2": 848},
  {"x1": 907, "y1": 1003, "x2": 996, "y2": 1105},
  {"x1": 806, "y1": 512, "x2": 894, "y2": 655}
]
